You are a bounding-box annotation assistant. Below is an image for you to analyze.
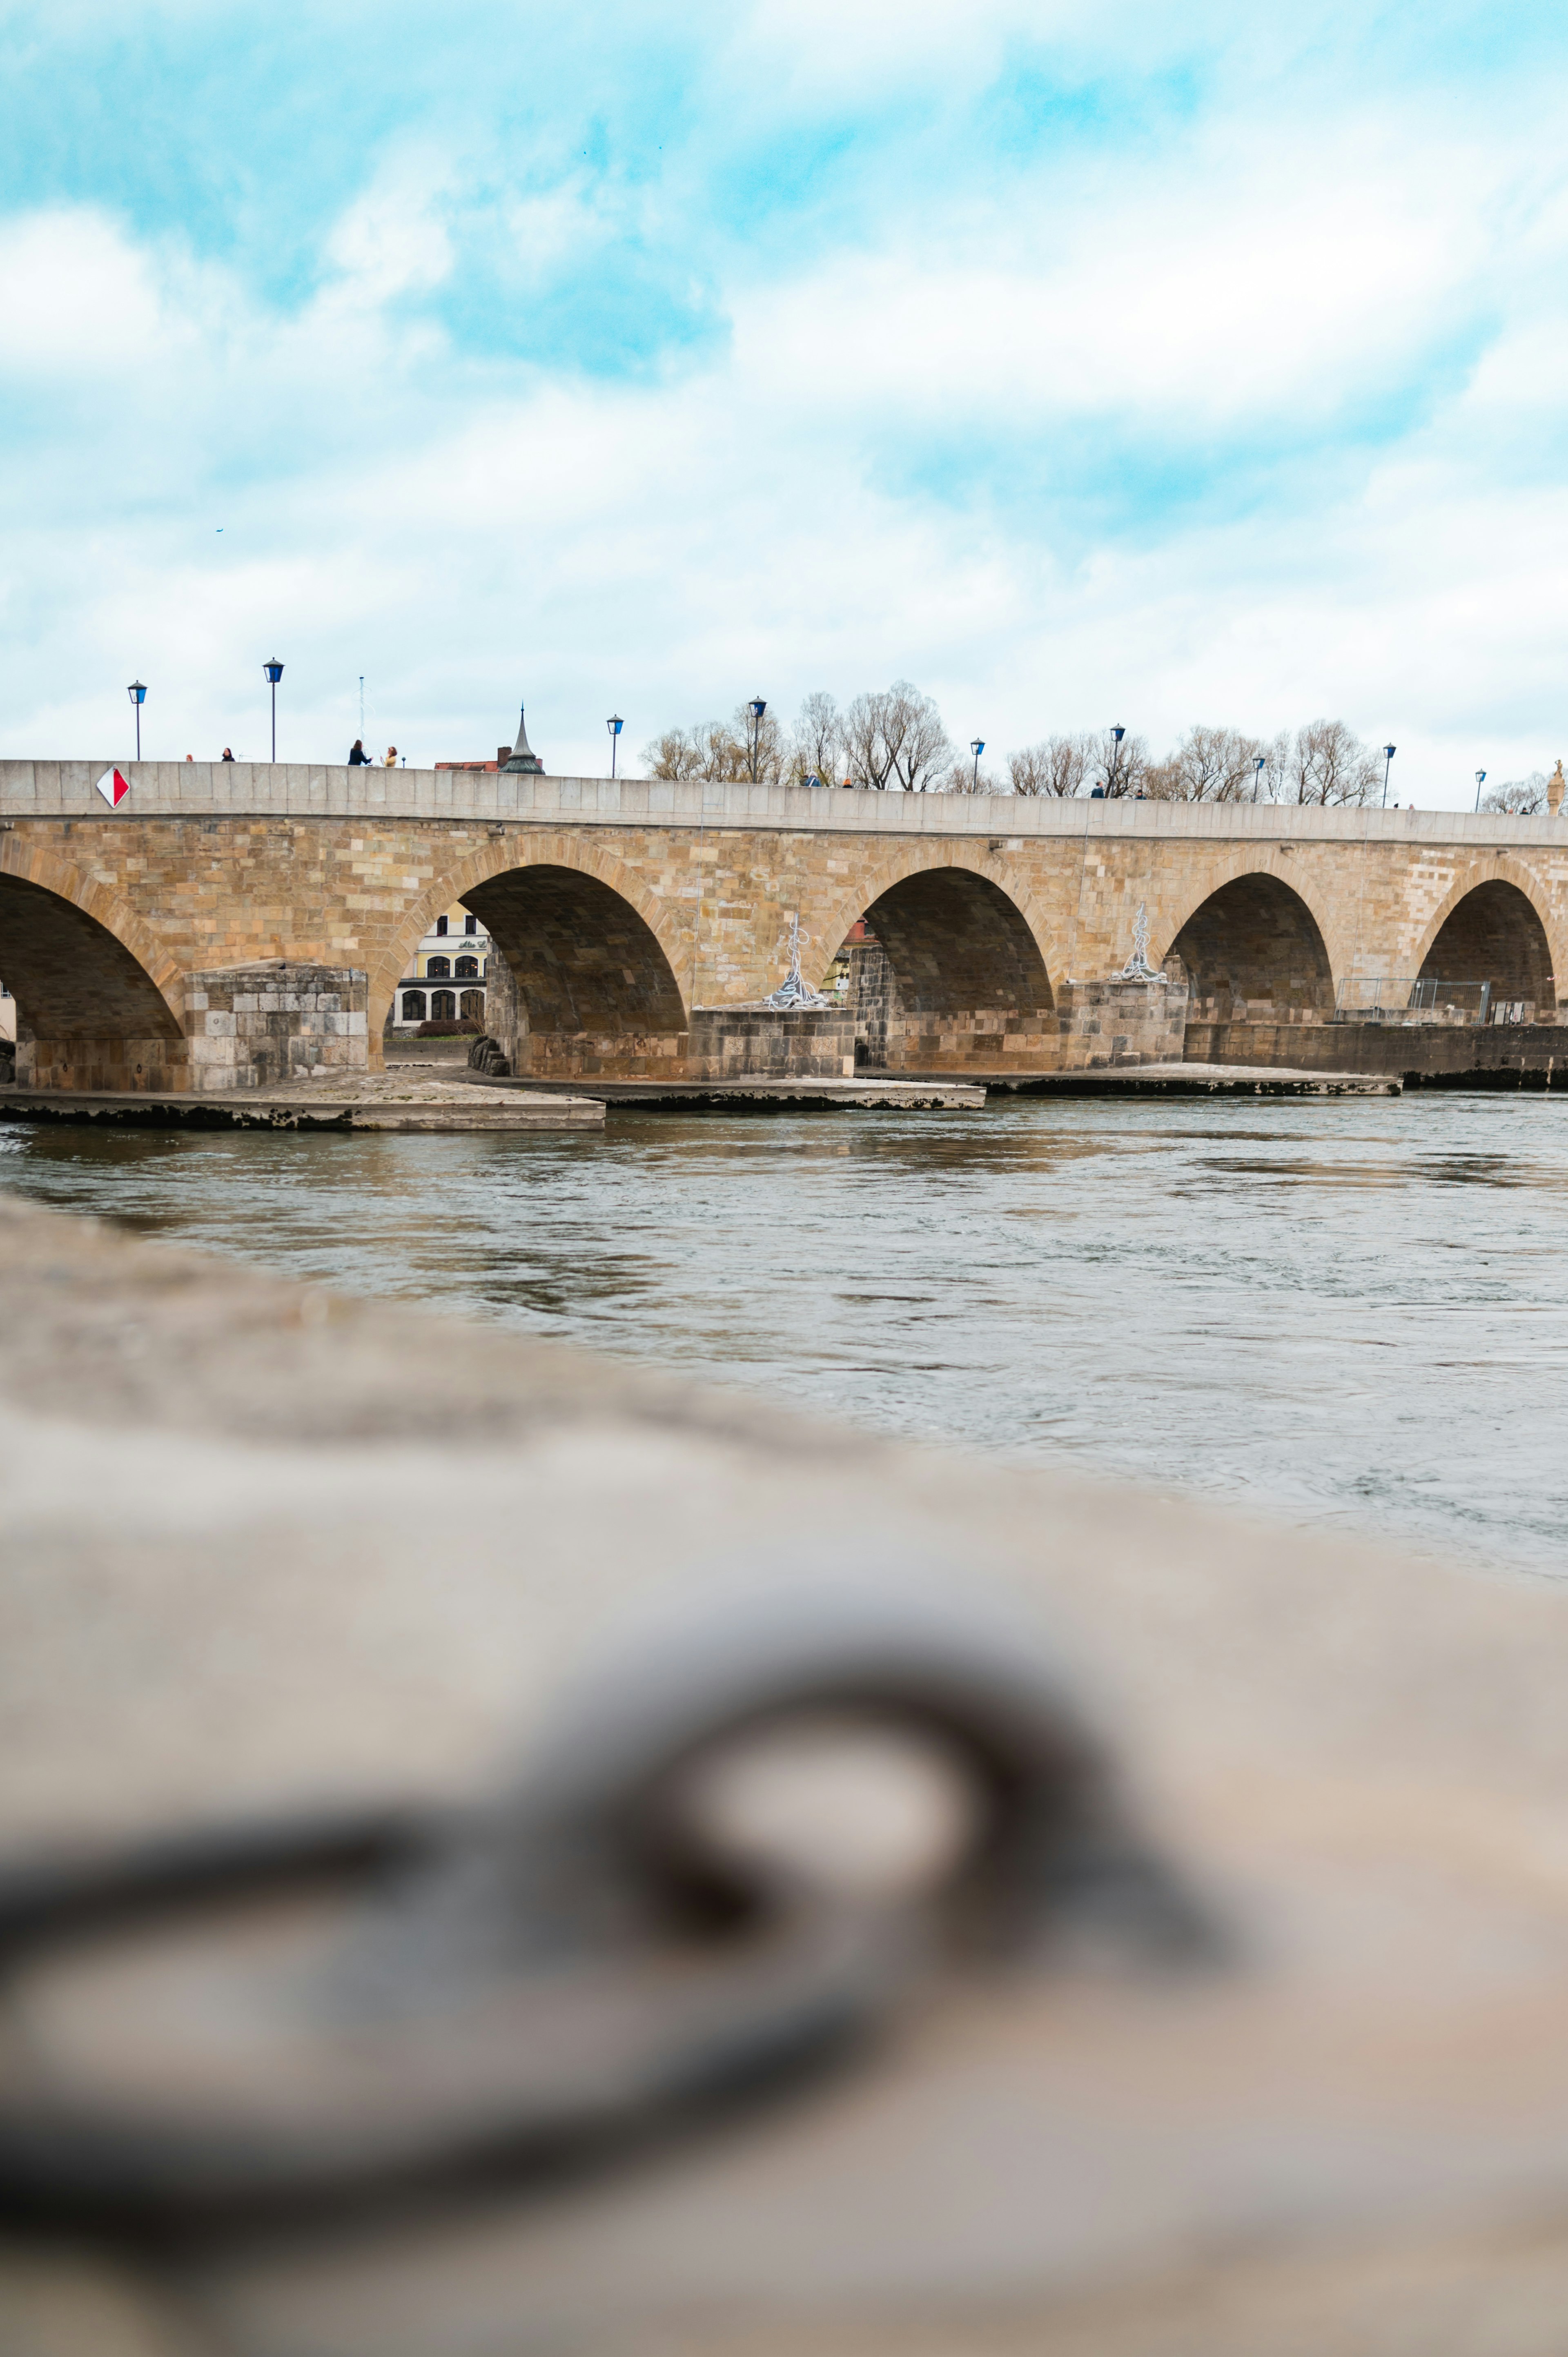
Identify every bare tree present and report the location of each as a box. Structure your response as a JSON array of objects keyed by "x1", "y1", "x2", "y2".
[
  {"x1": 1147, "y1": 724, "x2": 1267, "y2": 803},
  {"x1": 839, "y1": 691, "x2": 898, "y2": 789},
  {"x1": 836, "y1": 682, "x2": 951, "y2": 791},
  {"x1": 1089, "y1": 727, "x2": 1152, "y2": 798},
  {"x1": 885, "y1": 682, "x2": 952, "y2": 791},
  {"x1": 1481, "y1": 773, "x2": 1547, "y2": 814},
  {"x1": 1269, "y1": 719, "x2": 1382, "y2": 806},
  {"x1": 735, "y1": 700, "x2": 788, "y2": 786},
  {"x1": 789, "y1": 691, "x2": 842, "y2": 788},
  {"x1": 1008, "y1": 735, "x2": 1094, "y2": 796},
  {"x1": 643, "y1": 703, "x2": 788, "y2": 785},
  {"x1": 642, "y1": 728, "x2": 706, "y2": 781}
]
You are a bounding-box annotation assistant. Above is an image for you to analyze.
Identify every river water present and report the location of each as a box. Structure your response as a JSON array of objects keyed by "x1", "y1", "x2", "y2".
[{"x1": 2, "y1": 1094, "x2": 1565, "y2": 1578}]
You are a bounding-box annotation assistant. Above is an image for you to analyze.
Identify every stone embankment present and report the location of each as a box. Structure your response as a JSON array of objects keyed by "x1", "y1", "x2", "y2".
[{"x1": 0, "y1": 1066, "x2": 603, "y2": 1130}]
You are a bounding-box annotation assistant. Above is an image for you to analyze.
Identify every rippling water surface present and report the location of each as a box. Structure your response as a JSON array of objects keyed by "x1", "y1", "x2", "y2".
[{"x1": 3, "y1": 1094, "x2": 1566, "y2": 1575}]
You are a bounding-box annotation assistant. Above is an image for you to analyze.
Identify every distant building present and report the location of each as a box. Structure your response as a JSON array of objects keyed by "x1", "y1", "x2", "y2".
[{"x1": 391, "y1": 906, "x2": 491, "y2": 1031}]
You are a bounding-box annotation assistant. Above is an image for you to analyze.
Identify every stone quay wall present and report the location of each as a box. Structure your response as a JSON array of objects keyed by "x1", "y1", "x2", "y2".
[
  {"x1": 4, "y1": 762, "x2": 1568, "y2": 1085},
  {"x1": 1185, "y1": 1017, "x2": 1568, "y2": 1082}
]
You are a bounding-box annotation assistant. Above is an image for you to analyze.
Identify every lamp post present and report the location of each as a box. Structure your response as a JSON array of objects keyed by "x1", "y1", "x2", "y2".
[
  {"x1": 748, "y1": 698, "x2": 767, "y2": 784},
  {"x1": 1474, "y1": 769, "x2": 1487, "y2": 812},
  {"x1": 1107, "y1": 723, "x2": 1126, "y2": 795},
  {"x1": 607, "y1": 714, "x2": 624, "y2": 778},
  {"x1": 1253, "y1": 754, "x2": 1265, "y2": 802},
  {"x1": 126, "y1": 679, "x2": 146, "y2": 760},
  {"x1": 263, "y1": 659, "x2": 284, "y2": 762},
  {"x1": 969, "y1": 738, "x2": 985, "y2": 791},
  {"x1": 1381, "y1": 743, "x2": 1396, "y2": 807}
]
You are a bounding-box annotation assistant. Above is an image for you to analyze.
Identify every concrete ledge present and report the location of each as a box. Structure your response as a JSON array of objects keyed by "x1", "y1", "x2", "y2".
[
  {"x1": 970, "y1": 1061, "x2": 1401, "y2": 1097},
  {"x1": 5, "y1": 1201, "x2": 1568, "y2": 2349},
  {"x1": 453, "y1": 1069, "x2": 986, "y2": 1109},
  {"x1": 0, "y1": 1084, "x2": 604, "y2": 1131}
]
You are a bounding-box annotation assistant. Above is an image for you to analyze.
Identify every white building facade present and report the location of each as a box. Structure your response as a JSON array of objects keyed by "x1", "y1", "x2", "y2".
[{"x1": 390, "y1": 906, "x2": 492, "y2": 1033}]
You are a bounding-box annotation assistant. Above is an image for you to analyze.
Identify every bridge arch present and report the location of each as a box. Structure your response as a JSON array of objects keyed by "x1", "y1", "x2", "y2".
[
  {"x1": 0, "y1": 838, "x2": 184, "y2": 1086},
  {"x1": 808, "y1": 847, "x2": 1057, "y2": 1073},
  {"x1": 1162, "y1": 868, "x2": 1335, "y2": 1025},
  {"x1": 374, "y1": 836, "x2": 689, "y2": 1074},
  {"x1": 1409, "y1": 862, "x2": 1560, "y2": 1014}
]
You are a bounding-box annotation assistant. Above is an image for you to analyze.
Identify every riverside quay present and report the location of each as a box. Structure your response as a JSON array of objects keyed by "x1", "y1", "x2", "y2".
[{"x1": 2, "y1": 759, "x2": 1567, "y2": 1092}]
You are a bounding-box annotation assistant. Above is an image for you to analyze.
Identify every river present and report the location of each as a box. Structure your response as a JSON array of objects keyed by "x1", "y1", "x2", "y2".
[{"x1": 3, "y1": 1093, "x2": 1564, "y2": 1578}]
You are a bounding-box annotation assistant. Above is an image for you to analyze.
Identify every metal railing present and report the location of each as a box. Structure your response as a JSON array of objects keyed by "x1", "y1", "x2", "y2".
[{"x1": 1332, "y1": 977, "x2": 1501, "y2": 1025}]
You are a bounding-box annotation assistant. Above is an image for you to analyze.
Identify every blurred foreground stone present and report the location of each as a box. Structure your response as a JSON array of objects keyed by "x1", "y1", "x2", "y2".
[{"x1": 3, "y1": 1194, "x2": 1568, "y2": 2354}]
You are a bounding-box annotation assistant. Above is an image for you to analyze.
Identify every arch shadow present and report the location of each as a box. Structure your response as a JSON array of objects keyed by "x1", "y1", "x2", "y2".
[
  {"x1": 374, "y1": 841, "x2": 690, "y2": 1077},
  {"x1": 464, "y1": 865, "x2": 688, "y2": 1050},
  {"x1": 1416, "y1": 880, "x2": 1555, "y2": 1011},
  {"x1": 831, "y1": 861, "x2": 1055, "y2": 1073},
  {"x1": 1165, "y1": 871, "x2": 1334, "y2": 1025},
  {"x1": 0, "y1": 860, "x2": 184, "y2": 1088}
]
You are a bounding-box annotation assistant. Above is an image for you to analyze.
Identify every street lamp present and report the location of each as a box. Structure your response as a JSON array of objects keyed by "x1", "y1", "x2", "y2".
[
  {"x1": 748, "y1": 697, "x2": 767, "y2": 784},
  {"x1": 1253, "y1": 754, "x2": 1265, "y2": 801},
  {"x1": 969, "y1": 737, "x2": 985, "y2": 791},
  {"x1": 1381, "y1": 743, "x2": 1396, "y2": 806},
  {"x1": 126, "y1": 679, "x2": 147, "y2": 760},
  {"x1": 263, "y1": 659, "x2": 284, "y2": 762},
  {"x1": 607, "y1": 714, "x2": 624, "y2": 779},
  {"x1": 1474, "y1": 769, "x2": 1487, "y2": 812},
  {"x1": 1107, "y1": 723, "x2": 1126, "y2": 795}
]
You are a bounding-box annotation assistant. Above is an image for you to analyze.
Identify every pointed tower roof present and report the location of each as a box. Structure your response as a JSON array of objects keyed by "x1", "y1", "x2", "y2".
[{"x1": 502, "y1": 702, "x2": 544, "y2": 775}]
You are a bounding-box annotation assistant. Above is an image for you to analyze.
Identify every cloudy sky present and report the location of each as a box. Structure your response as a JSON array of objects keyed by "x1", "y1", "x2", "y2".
[{"x1": 0, "y1": 0, "x2": 1564, "y2": 800}]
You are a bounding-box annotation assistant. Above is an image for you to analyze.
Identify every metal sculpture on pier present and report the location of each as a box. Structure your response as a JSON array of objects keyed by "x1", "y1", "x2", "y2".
[
  {"x1": 1112, "y1": 901, "x2": 1166, "y2": 983},
  {"x1": 764, "y1": 913, "x2": 831, "y2": 1010}
]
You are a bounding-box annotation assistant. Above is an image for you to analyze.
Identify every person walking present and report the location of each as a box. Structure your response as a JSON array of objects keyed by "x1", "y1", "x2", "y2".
[{"x1": 348, "y1": 738, "x2": 371, "y2": 766}]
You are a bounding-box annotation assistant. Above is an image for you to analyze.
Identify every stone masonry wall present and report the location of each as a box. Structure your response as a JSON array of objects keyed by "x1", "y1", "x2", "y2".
[
  {"x1": 1185, "y1": 1018, "x2": 1568, "y2": 1079},
  {"x1": 184, "y1": 963, "x2": 368, "y2": 1093},
  {"x1": 1056, "y1": 978, "x2": 1191, "y2": 1068}
]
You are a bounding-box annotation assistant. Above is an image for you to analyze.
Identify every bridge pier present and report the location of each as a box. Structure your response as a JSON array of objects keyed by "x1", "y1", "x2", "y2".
[
  {"x1": 184, "y1": 964, "x2": 369, "y2": 1092},
  {"x1": 847, "y1": 938, "x2": 1184, "y2": 1073}
]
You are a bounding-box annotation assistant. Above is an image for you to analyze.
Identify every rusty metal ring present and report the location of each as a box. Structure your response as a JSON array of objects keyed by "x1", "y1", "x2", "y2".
[{"x1": 0, "y1": 1582, "x2": 1207, "y2": 2234}]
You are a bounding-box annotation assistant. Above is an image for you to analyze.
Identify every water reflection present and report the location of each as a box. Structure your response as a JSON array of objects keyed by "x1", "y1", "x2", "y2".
[{"x1": 3, "y1": 1095, "x2": 1567, "y2": 1578}]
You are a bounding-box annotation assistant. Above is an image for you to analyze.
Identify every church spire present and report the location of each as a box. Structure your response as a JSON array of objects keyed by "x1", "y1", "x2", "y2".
[{"x1": 503, "y1": 702, "x2": 543, "y2": 775}]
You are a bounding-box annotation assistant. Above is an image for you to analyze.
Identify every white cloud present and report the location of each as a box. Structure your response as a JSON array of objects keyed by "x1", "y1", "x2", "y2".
[
  {"x1": 3, "y1": 45, "x2": 1568, "y2": 801},
  {"x1": 323, "y1": 157, "x2": 457, "y2": 308}
]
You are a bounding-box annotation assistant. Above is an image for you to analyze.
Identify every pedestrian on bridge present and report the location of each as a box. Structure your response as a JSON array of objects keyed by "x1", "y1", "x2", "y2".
[{"x1": 348, "y1": 739, "x2": 371, "y2": 766}]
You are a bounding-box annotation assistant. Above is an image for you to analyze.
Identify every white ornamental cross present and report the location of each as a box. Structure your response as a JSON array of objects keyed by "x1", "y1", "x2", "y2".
[
  {"x1": 1113, "y1": 901, "x2": 1166, "y2": 983},
  {"x1": 764, "y1": 912, "x2": 831, "y2": 1010}
]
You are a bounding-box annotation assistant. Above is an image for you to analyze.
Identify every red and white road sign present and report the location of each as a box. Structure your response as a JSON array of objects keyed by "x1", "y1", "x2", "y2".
[{"x1": 95, "y1": 768, "x2": 129, "y2": 808}]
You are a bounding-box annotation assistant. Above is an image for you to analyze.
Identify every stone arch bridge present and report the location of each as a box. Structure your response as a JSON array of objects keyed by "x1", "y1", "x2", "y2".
[{"x1": 2, "y1": 760, "x2": 1566, "y2": 1090}]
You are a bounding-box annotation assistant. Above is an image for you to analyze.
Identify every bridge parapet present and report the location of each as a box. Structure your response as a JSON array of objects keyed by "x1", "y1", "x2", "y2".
[{"x1": 4, "y1": 759, "x2": 1568, "y2": 848}]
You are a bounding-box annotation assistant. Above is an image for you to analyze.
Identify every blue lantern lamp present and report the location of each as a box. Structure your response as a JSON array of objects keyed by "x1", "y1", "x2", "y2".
[{"x1": 263, "y1": 659, "x2": 284, "y2": 762}]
